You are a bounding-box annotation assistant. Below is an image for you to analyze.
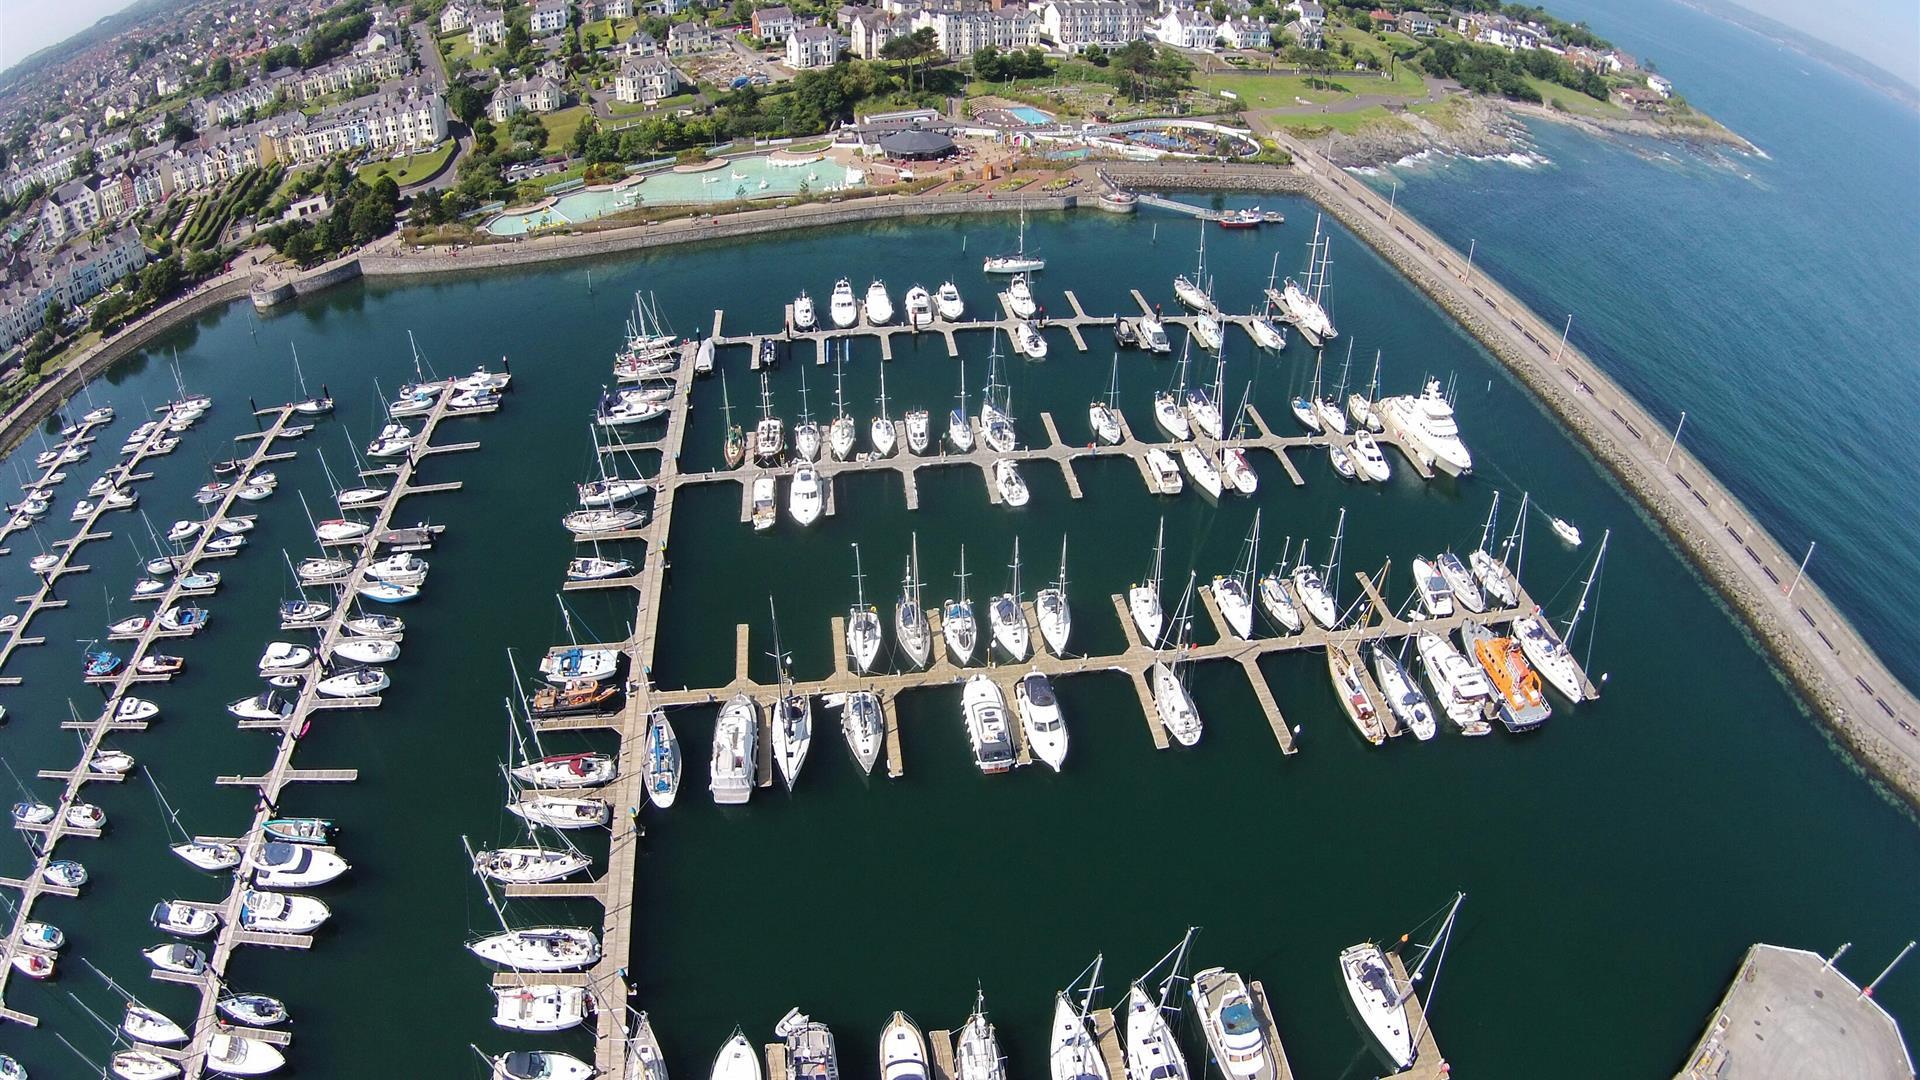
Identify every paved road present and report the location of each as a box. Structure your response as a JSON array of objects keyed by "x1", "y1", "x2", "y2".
[{"x1": 406, "y1": 20, "x2": 470, "y2": 193}]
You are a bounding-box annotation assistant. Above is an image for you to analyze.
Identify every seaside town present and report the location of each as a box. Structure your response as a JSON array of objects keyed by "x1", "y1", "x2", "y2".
[{"x1": 0, "y1": 0, "x2": 1699, "y2": 392}]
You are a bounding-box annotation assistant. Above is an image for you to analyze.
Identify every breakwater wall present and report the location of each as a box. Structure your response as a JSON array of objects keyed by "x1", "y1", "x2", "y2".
[
  {"x1": 0, "y1": 274, "x2": 256, "y2": 458},
  {"x1": 1110, "y1": 156, "x2": 1920, "y2": 807}
]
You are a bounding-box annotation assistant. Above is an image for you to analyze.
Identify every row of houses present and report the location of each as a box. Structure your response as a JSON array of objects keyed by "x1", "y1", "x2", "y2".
[{"x1": 0, "y1": 227, "x2": 148, "y2": 353}]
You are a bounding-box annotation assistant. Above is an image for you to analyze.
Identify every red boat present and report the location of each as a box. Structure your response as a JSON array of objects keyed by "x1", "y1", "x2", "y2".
[{"x1": 1216, "y1": 209, "x2": 1263, "y2": 229}]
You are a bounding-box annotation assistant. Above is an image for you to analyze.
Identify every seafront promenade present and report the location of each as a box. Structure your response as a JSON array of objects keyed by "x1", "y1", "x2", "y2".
[{"x1": 5, "y1": 154, "x2": 1913, "y2": 809}]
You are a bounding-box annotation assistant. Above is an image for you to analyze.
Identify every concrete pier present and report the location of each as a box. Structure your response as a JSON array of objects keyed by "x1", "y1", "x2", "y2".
[{"x1": 1674, "y1": 944, "x2": 1912, "y2": 1080}]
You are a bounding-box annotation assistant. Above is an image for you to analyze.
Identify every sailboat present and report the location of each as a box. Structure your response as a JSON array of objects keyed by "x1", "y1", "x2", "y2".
[
  {"x1": 840, "y1": 690, "x2": 885, "y2": 775},
  {"x1": 831, "y1": 349, "x2": 857, "y2": 461},
  {"x1": 769, "y1": 600, "x2": 812, "y2": 789},
  {"x1": 715, "y1": 1030, "x2": 765, "y2": 1080},
  {"x1": 1369, "y1": 638, "x2": 1436, "y2": 740},
  {"x1": 464, "y1": 839, "x2": 602, "y2": 971},
  {"x1": 1213, "y1": 511, "x2": 1260, "y2": 640},
  {"x1": 1035, "y1": 535, "x2": 1071, "y2": 657},
  {"x1": 1272, "y1": 211, "x2": 1337, "y2": 346},
  {"x1": 710, "y1": 693, "x2": 759, "y2": 803},
  {"x1": 1348, "y1": 349, "x2": 1385, "y2": 432},
  {"x1": 1513, "y1": 530, "x2": 1606, "y2": 701},
  {"x1": 1220, "y1": 385, "x2": 1259, "y2": 494},
  {"x1": 871, "y1": 363, "x2": 897, "y2": 457},
  {"x1": 1291, "y1": 354, "x2": 1325, "y2": 433},
  {"x1": 1125, "y1": 930, "x2": 1196, "y2": 1080},
  {"x1": 846, "y1": 544, "x2": 884, "y2": 674},
  {"x1": 983, "y1": 203, "x2": 1044, "y2": 273},
  {"x1": 1152, "y1": 575, "x2": 1204, "y2": 747},
  {"x1": 980, "y1": 340, "x2": 1017, "y2": 454},
  {"x1": 1185, "y1": 353, "x2": 1225, "y2": 440},
  {"x1": 644, "y1": 709, "x2": 681, "y2": 808},
  {"x1": 955, "y1": 992, "x2": 1007, "y2": 1080},
  {"x1": 736, "y1": 371, "x2": 781, "y2": 469},
  {"x1": 148, "y1": 768, "x2": 240, "y2": 871},
  {"x1": 288, "y1": 344, "x2": 332, "y2": 415},
  {"x1": 1090, "y1": 354, "x2": 1124, "y2": 445},
  {"x1": 948, "y1": 356, "x2": 974, "y2": 452},
  {"x1": 1173, "y1": 224, "x2": 1212, "y2": 312},
  {"x1": 1317, "y1": 340, "x2": 1354, "y2": 435},
  {"x1": 990, "y1": 537, "x2": 1031, "y2": 661},
  {"x1": 1292, "y1": 510, "x2": 1345, "y2": 630},
  {"x1": 943, "y1": 546, "x2": 978, "y2": 664},
  {"x1": 1050, "y1": 956, "x2": 1110, "y2": 1080},
  {"x1": 1129, "y1": 519, "x2": 1166, "y2": 647},
  {"x1": 1154, "y1": 345, "x2": 1194, "y2": 441},
  {"x1": 1471, "y1": 492, "x2": 1521, "y2": 607},
  {"x1": 794, "y1": 366, "x2": 822, "y2": 463},
  {"x1": 1340, "y1": 892, "x2": 1465, "y2": 1071},
  {"x1": 1250, "y1": 254, "x2": 1290, "y2": 351},
  {"x1": 896, "y1": 534, "x2": 932, "y2": 670}
]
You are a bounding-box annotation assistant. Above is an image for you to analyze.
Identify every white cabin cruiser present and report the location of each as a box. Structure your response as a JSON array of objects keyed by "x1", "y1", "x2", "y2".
[{"x1": 1014, "y1": 670, "x2": 1067, "y2": 771}]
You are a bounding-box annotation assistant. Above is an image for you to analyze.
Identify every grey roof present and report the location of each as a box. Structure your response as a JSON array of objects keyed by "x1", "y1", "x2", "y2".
[{"x1": 876, "y1": 129, "x2": 955, "y2": 156}]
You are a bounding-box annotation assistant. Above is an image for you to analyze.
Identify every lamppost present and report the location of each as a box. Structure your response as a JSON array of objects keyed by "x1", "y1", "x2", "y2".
[{"x1": 1663, "y1": 409, "x2": 1686, "y2": 466}]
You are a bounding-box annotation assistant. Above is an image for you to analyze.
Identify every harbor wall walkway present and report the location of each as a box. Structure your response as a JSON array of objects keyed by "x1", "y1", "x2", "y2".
[{"x1": 1102, "y1": 150, "x2": 1920, "y2": 807}]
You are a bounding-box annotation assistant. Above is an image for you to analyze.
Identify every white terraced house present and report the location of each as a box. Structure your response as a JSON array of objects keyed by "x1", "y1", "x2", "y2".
[
  {"x1": 440, "y1": 1, "x2": 473, "y2": 32},
  {"x1": 752, "y1": 5, "x2": 798, "y2": 41},
  {"x1": 470, "y1": 5, "x2": 508, "y2": 47},
  {"x1": 1152, "y1": 7, "x2": 1217, "y2": 49},
  {"x1": 531, "y1": 0, "x2": 571, "y2": 34},
  {"x1": 1039, "y1": 0, "x2": 1146, "y2": 50},
  {"x1": 1216, "y1": 16, "x2": 1269, "y2": 48},
  {"x1": 489, "y1": 76, "x2": 564, "y2": 122},
  {"x1": 293, "y1": 52, "x2": 406, "y2": 102},
  {"x1": 786, "y1": 25, "x2": 840, "y2": 69},
  {"x1": 0, "y1": 228, "x2": 147, "y2": 352},
  {"x1": 264, "y1": 86, "x2": 448, "y2": 164},
  {"x1": 615, "y1": 58, "x2": 681, "y2": 103},
  {"x1": 912, "y1": 7, "x2": 1040, "y2": 58}
]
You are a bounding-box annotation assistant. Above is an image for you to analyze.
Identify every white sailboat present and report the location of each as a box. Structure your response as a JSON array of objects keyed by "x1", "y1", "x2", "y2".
[
  {"x1": 989, "y1": 537, "x2": 1031, "y2": 662},
  {"x1": 754, "y1": 373, "x2": 785, "y2": 465},
  {"x1": 1348, "y1": 349, "x2": 1385, "y2": 432},
  {"x1": 943, "y1": 546, "x2": 979, "y2": 664},
  {"x1": 948, "y1": 356, "x2": 974, "y2": 452},
  {"x1": 1513, "y1": 530, "x2": 1606, "y2": 702},
  {"x1": 1213, "y1": 511, "x2": 1260, "y2": 640},
  {"x1": 1272, "y1": 211, "x2": 1337, "y2": 345},
  {"x1": 1317, "y1": 340, "x2": 1354, "y2": 435},
  {"x1": 871, "y1": 363, "x2": 897, "y2": 457},
  {"x1": 794, "y1": 366, "x2": 822, "y2": 463},
  {"x1": 1154, "y1": 345, "x2": 1194, "y2": 442},
  {"x1": 830, "y1": 349, "x2": 857, "y2": 461},
  {"x1": 896, "y1": 533, "x2": 933, "y2": 670},
  {"x1": 840, "y1": 690, "x2": 885, "y2": 775},
  {"x1": 1291, "y1": 354, "x2": 1325, "y2": 433},
  {"x1": 1090, "y1": 354, "x2": 1124, "y2": 445},
  {"x1": 1035, "y1": 534, "x2": 1072, "y2": 657},
  {"x1": 980, "y1": 341, "x2": 1017, "y2": 454},
  {"x1": 714, "y1": 1030, "x2": 765, "y2": 1080},
  {"x1": 1152, "y1": 576, "x2": 1204, "y2": 747},
  {"x1": 1292, "y1": 510, "x2": 1346, "y2": 630},
  {"x1": 1124, "y1": 931, "x2": 1196, "y2": 1080},
  {"x1": 1369, "y1": 639, "x2": 1436, "y2": 741},
  {"x1": 1220, "y1": 385, "x2": 1259, "y2": 495},
  {"x1": 1050, "y1": 957, "x2": 1110, "y2": 1080},
  {"x1": 768, "y1": 600, "x2": 812, "y2": 789},
  {"x1": 1185, "y1": 353, "x2": 1225, "y2": 440},
  {"x1": 846, "y1": 544, "x2": 884, "y2": 674},
  {"x1": 1173, "y1": 224, "x2": 1212, "y2": 312},
  {"x1": 1179, "y1": 444, "x2": 1221, "y2": 499},
  {"x1": 880, "y1": 1013, "x2": 931, "y2": 1080},
  {"x1": 1340, "y1": 892, "x2": 1465, "y2": 1071},
  {"x1": 983, "y1": 203, "x2": 1044, "y2": 273},
  {"x1": 1129, "y1": 519, "x2": 1166, "y2": 647},
  {"x1": 644, "y1": 709, "x2": 681, "y2": 808}
]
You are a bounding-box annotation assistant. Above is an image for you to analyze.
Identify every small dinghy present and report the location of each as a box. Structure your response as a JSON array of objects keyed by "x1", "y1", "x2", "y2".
[{"x1": 262, "y1": 817, "x2": 332, "y2": 844}]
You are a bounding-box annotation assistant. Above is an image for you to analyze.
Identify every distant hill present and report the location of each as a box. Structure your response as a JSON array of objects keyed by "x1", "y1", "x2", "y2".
[
  {"x1": 0, "y1": 0, "x2": 196, "y2": 93},
  {"x1": 1681, "y1": 0, "x2": 1920, "y2": 109}
]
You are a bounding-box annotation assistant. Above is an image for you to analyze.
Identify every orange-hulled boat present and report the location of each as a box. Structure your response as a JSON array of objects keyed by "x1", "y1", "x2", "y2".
[{"x1": 1460, "y1": 619, "x2": 1552, "y2": 732}]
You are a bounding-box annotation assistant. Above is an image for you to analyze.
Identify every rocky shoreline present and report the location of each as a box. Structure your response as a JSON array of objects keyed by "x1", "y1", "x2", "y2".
[{"x1": 1304, "y1": 93, "x2": 1758, "y2": 169}]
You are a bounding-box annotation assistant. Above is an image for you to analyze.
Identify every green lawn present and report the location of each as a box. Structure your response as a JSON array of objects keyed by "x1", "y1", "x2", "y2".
[
  {"x1": 1197, "y1": 65, "x2": 1424, "y2": 110},
  {"x1": 1525, "y1": 76, "x2": 1629, "y2": 119},
  {"x1": 605, "y1": 92, "x2": 698, "y2": 118},
  {"x1": 581, "y1": 17, "x2": 639, "y2": 46},
  {"x1": 540, "y1": 105, "x2": 595, "y2": 150},
  {"x1": 357, "y1": 141, "x2": 458, "y2": 186},
  {"x1": 1262, "y1": 105, "x2": 1400, "y2": 134}
]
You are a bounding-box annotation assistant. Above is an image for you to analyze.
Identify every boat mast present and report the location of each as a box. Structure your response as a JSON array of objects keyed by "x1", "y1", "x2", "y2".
[
  {"x1": 759, "y1": 373, "x2": 774, "y2": 423},
  {"x1": 955, "y1": 356, "x2": 968, "y2": 418},
  {"x1": 1266, "y1": 251, "x2": 1280, "y2": 293},
  {"x1": 835, "y1": 356, "x2": 849, "y2": 422},
  {"x1": 767, "y1": 596, "x2": 793, "y2": 697},
  {"x1": 1008, "y1": 537, "x2": 1022, "y2": 603},
  {"x1": 907, "y1": 532, "x2": 923, "y2": 610},
  {"x1": 1241, "y1": 509, "x2": 1261, "y2": 593},
  {"x1": 141, "y1": 766, "x2": 191, "y2": 843},
  {"x1": 1149, "y1": 517, "x2": 1165, "y2": 594},
  {"x1": 1506, "y1": 492, "x2": 1530, "y2": 581},
  {"x1": 1324, "y1": 507, "x2": 1347, "y2": 607},
  {"x1": 1403, "y1": 892, "x2": 1465, "y2": 1056},
  {"x1": 797, "y1": 365, "x2": 812, "y2": 427},
  {"x1": 1562, "y1": 530, "x2": 1609, "y2": 641},
  {"x1": 851, "y1": 543, "x2": 868, "y2": 610},
  {"x1": 1477, "y1": 492, "x2": 1501, "y2": 553},
  {"x1": 1154, "y1": 926, "x2": 1199, "y2": 1010},
  {"x1": 1336, "y1": 338, "x2": 1355, "y2": 399},
  {"x1": 1055, "y1": 534, "x2": 1069, "y2": 593},
  {"x1": 460, "y1": 835, "x2": 514, "y2": 934},
  {"x1": 290, "y1": 343, "x2": 309, "y2": 398},
  {"x1": 956, "y1": 545, "x2": 970, "y2": 606},
  {"x1": 1367, "y1": 349, "x2": 1382, "y2": 405},
  {"x1": 1106, "y1": 352, "x2": 1120, "y2": 409},
  {"x1": 875, "y1": 360, "x2": 889, "y2": 423}
]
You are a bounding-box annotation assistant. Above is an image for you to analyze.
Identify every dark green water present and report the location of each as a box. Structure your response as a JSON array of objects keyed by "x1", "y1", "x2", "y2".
[{"x1": 1, "y1": 203, "x2": 1914, "y2": 1079}]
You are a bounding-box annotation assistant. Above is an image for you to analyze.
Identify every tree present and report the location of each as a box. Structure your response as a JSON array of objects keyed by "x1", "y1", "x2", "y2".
[
  {"x1": 571, "y1": 114, "x2": 599, "y2": 156},
  {"x1": 89, "y1": 291, "x2": 130, "y2": 332},
  {"x1": 44, "y1": 299, "x2": 67, "y2": 328},
  {"x1": 160, "y1": 111, "x2": 196, "y2": 144},
  {"x1": 75, "y1": 148, "x2": 97, "y2": 177},
  {"x1": 137, "y1": 257, "x2": 184, "y2": 303},
  {"x1": 185, "y1": 249, "x2": 222, "y2": 276}
]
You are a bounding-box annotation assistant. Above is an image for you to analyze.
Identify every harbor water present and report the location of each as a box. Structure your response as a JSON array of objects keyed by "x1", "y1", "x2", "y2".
[{"x1": 1, "y1": 211, "x2": 1915, "y2": 1073}]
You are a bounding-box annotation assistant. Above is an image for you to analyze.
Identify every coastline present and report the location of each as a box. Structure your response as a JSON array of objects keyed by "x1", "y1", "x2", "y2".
[{"x1": 9, "y1": 168, "x2": 1913, "y2": 809}]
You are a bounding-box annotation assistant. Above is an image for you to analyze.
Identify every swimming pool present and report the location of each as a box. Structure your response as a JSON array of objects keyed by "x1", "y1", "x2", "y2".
[
  {"x1": 1008, "y1": 106, "x2": 1055, "y2": 125},
  {"x1": 484, "y1": 154, "x2": 862, "y2": 235}
]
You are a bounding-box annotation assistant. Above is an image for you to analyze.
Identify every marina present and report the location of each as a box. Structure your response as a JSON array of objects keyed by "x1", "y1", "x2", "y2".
[{"x1": 0, "y1": 199, "x2": 1910, "y2": 1080}]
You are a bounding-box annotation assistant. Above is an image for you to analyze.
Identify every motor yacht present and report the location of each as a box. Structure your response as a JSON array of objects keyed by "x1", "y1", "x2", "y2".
[
  {"x1": 150, "y1": 900, "x2": 220, "y2": 937},
  {"x1": 936, "y1": 281, "x2": 965, "y2": 320},
  {"x1": 238, "y1": 889, "x2": 330, "y2": 934},
  {"x1": 963, "y1": 675, "x2": 1015, "y2": 773},
  {"x1": 865, "y1": 280, "x2": 894, "y2": 325},
  {"x1": 793, "y1": 291, "x2": 817, "y2": 330},
  {"x1": 1378, "y1": 379, "x2": 1473, "y2": 476},
  {"x1": 1415, "y1": 632, "x2": 1495, "y2": 736},
  {"x1": 830, "y1": 279, "x2": 858, "y2": 328},
  {"x1": 905, "y1": 285, "x2": 933, "y2": 328},
  {"x1": 254, "y1": 841, "x2": 348, "y2": 888},
  {"x1": 1411, "y1": 557, "x2": 1455, "y2": 617},
  {"x1": 1007, "y1": 275, "x2": 1038, "y2": 318},
  {"x1": 789, "y1": 467, "x2": 823, "y2": 527},
  {"x1": 710, "y1": 694, "x2": 758, "y2": 805},
  {"x1": 1190, "y1": 968, "x2": 1279, "y2": 1080},
  {"x1": 1015, "y1": 670, "x2": 1067, "y2": 771}
]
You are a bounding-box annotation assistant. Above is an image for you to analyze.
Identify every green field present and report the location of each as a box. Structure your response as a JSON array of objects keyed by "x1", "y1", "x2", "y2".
[
  {"x1": 1260, "y1": 104, "x2": 1403, "y2": 134},
  {"x1": 540, "y1": 105, "x2": 595, "y2": 150},
  {"x1": 1525, "y1": 76, "x2": 1629, "y2": 118},
  {"x1": 357, "y1": 142, "x2": 458, "y2": 186},
  {"x1": 1196, "y1": 64, "x2": 1424, "y2": 110},
  {"x1": 581, "y1": 17, "x2": 640, "y2": 45}
]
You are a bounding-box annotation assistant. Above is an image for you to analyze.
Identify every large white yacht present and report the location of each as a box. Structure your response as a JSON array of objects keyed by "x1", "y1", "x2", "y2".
[
  {"x1": 962, "y1": 675, "x2": 1015, "y2": 774},
  {"x1": 1190, "y1": 968, "x2": 1280, "y2": 1080},
  {"x1": 788, "y1": 467, "x2": 823, "y2": 527},
  {"x1": 1379, "y1": 379, "x2": 1472, "y2": 476},
  {"x1": 864, "y1": 280, "x2": 894, "y2": 325},
  {"x1": 1014, "y1": 670, "x2": 1068, "y2": 771},
  {"x1": 709, "y1": 694, "x2": 758, "y2": 805},
  {"x1": 829, "y1": 279, "x2": 858, "y2": 329},
  {"x1": 1338, "y1": 943, "x2": 1413, "y2": 1069},
  {"x1": 880, "y1": 1013, "x2": 930, "y2": 1080},
  {"x1": 1415, "y1": 631, "x2": 1494, "y2": 736}
]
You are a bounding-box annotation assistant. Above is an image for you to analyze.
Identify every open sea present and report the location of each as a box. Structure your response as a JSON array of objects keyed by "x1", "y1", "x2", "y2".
[{"x1": 1, "y1": 1, "x2": 1916, "y2": 1075}]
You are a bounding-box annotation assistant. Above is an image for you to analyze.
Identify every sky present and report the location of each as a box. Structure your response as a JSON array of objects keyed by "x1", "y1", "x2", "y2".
[
  {"x1": 1729, "y1": 0, "x2": 1920, "y2": 89},
  {"x1": 0, "y1": 0, "x2": 141, "y2": 71}
]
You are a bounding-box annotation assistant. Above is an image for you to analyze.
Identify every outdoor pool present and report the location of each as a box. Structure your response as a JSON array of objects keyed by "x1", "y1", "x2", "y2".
[
  {"x1": 484, "y1": 154, "x2": 862, "y2": 235},
  {"x1": 1008, "y1": 106, "x2": 1056, "y2": 125}
]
